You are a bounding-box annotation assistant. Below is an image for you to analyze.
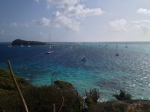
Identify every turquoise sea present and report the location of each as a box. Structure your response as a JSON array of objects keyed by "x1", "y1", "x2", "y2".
[{"x1": 1, "y1": 42, "x2": 150, "y2": 101}]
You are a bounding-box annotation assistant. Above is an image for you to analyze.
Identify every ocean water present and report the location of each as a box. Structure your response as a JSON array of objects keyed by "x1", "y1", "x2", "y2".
[{"x1": 1, "y1": 42, "x2": 150, "y2": 101}]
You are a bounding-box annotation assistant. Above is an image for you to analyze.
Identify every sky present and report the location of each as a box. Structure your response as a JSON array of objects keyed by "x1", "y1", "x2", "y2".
[{"x1": 0, "y1": 0, "x2": 150, "y2": 42}]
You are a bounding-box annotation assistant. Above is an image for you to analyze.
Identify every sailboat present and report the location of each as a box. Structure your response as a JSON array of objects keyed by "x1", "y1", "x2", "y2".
[
  {"x1": 82, "y1": 55, "x2": 87, "y2": 61},
  {"x1": 125, "y1": 42, "x2": 128, "y2": 48},
  {"x1": 21, "y1": 41, "x2": 23, "y2": 47},
  {"x1": 28, "y1": 41, "x2": 30, "y2": 47},
  {"x1": 45, "y1": 32, "x2": 53, "y2": 54},
  {"x1": 105, "y1": 42, "x2": 108, "y2": 49},
  {"x1": 115, "y1": 43, "x2": 119, "y2": 56}
]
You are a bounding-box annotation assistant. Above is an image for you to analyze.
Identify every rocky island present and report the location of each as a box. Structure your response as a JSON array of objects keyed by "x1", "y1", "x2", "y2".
[{"x1": 11, "y1": 39, "x2": 47, "y2": 45}]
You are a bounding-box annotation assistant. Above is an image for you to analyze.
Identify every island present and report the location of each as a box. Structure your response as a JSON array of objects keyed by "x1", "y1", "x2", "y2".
[{"x1": 11, "y1": 39, "x2": 47, "y2": 45}]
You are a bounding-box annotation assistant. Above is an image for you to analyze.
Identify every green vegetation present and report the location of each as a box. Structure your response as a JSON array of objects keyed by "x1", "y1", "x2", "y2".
[
  {"x1": 0, "y1": 68, "x2": 150, "y2": 112},
  {"x1": 85, "y1": 88, "x2": 100, "y2": 107},
  {"x1": 0, "y1": 68, "x2": 82, "y2": 112},
  {"x1": 113, "y1": 89, "x2": 132, "y2": 101}
]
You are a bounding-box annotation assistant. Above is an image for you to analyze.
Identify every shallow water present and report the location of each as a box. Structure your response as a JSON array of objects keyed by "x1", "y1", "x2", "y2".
[{"x1": 1, "y1": 42, "x2": 150, "y2": 101}]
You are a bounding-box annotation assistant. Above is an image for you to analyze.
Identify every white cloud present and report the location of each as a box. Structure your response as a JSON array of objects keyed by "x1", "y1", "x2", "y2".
[
  {"x1": 137, "y1": 8, "x2": 150, "y2": 15},
  {"x1": 106, "y1": 19, "x2": 127, "y2": 32},
  {"x1": 10, "y1": 22, "x2": 18, "y2": 27},
  {"x1": 131, "y1": 20, "x2": 150, "y2": 23},
  {"x1": 25, "y1": 23, "x2": 29, "y2": 27},
  {"x1": 39, "y1": 32, "x2": 47, "y2": 38},
  {"x1": 52, "y1": 11, "x2": 80, "y2": 33},
  {"x1": 135, "y1": 25, "x2": 150, "y2": 35},
  {"x1": 36, "y1": 18, "x2": 50, "y2": 26},
  {"x1": 45, "y1": 0, "x2": 105, "y2": 33},
  {"x1": 46, "y1": 0, "x2": 79, "y2": 9},
  {"x1": 34, "y1": 0, "x2": 40, "y2": 3},
  {"x1": 46, "y1": 0, "x2": 79, "y2": 5},
  {"x1": 46, "y1": 0, "x2": 105, "y2": 18},
  {"x1": 130, "y1": 19, "x2": 150, "y2": 35},
  {"x1": 1, "y1": 30, "x2": 4, "y2": 35},
  {"x1": 61, "y1": 4, "x2": 104, "y2": 18},
  {"x1": 10, "y1": 22, "x2": 30, "y2": 27}
]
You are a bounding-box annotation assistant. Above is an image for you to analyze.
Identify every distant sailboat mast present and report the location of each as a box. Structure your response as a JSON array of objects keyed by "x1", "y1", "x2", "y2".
[
  {"x1": 125, "y1": 42, "x2": 128, "y2": 48},
  {"x1": 45, "y1": 31, "x2": 53, "y2": 54},
  {"x1": 21, "y1": 41, "x2": 23, "y2": 47},
  {"x1": 28, "y1": 41, "x2": 30, "y2": 47}
]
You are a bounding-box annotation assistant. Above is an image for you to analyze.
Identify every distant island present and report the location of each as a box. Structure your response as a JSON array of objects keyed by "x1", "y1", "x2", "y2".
[{"x1": 11, "y1": 39, "x2": 47, "y2": 45}]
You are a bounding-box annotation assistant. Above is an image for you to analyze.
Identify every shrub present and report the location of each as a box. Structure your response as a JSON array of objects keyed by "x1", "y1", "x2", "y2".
[
  {"x1": 113, "y1": 89, "x2": 132, "y2": 101},
  {"x1": 84, "y1": 88, "x2": 100, "y2": 108}
]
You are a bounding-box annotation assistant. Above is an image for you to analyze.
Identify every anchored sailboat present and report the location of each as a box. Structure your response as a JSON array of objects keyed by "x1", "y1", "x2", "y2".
[
  {"x1": 82, "y1": 55, "x2": 87, "y2": 61},
  {"x1": 125, "y1": 42, "x2": 128, "y2": 48},
  {"x1": 21, "y1": 41, "x2": 23, "y2": 47},
  {"x1": 45, "y1": 32, "x2": 53, "y2": 54},
  {"x1": 28, "y1": 41, "x2": 30, "y2": 47},
  {"x1": 115, "y1": 43, "x2": 119, "y2": 56}
]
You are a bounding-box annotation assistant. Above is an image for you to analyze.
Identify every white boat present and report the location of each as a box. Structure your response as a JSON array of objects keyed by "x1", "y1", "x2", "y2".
[
  {"x1": 45, "y1": 32, "x2": 53, "y2": 54},
  {"x1": 45, "y1": 50, "x2": 53, "y2": 54}
]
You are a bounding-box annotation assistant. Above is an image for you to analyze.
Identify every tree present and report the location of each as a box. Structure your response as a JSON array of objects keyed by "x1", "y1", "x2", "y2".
[
  {"x1": 85, "y1": 88, "x2": 100, "y2": 108},
  {"x1": 113, "y1": 89, "x2": 132, "y2": 100}
]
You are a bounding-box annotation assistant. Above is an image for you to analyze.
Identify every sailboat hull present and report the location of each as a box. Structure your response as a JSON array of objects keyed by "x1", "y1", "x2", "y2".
[{"x1": 45, "y1": 51, "x2": 53, "y2": 54}]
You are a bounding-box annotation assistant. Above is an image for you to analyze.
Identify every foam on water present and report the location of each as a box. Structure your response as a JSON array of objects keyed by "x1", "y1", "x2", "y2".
[{"x1": 1, "y1": 42, "x2": 150, "y2": 101}]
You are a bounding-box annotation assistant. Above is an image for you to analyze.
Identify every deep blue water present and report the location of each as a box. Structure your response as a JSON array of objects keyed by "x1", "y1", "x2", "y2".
[{"x1": 1, "y1": 42, "x2": 150, "y2": 101}]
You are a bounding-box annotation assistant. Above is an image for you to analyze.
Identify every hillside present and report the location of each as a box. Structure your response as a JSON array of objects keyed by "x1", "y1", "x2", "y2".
[{"x1": 0, "y1": 68, "x2": 150, "y2": 112}]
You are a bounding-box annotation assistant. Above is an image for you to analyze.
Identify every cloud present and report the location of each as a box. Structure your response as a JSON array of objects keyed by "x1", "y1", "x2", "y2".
[
  {"x1": 135, "y1": 25, "x2": 150, "y2": 35},
  {"x1": 129, "y1": 19, "x2": 150, "y2": 35},
  {"x1": 46, "y1": 0, "x2": 79, "y2": 9},
  {"x1": 10, "y1": 22, "x2": 18, "y2": 27},
  {"x1": 137, "y1": 8, "x2": 150, "y2": 15},
  {"x1": 45, "y1": 0, "x2": 105, "y2": 33},
  {"x1": 106, "y1": 19, "x2": 127, "y2": 32},
  {"x1": 61, "y1": 4, "x2": 104, "y2": 18},
  {"x1": 10, "y1": 22, "x2": 30, "y2": 27},
  {"x1": 1, "y1": 30, "x2": 4, "y2": 35},
  {"x1": 25, "y1": 23, "x2": 29, "y2": 27},
  {"x1": 36, "y1": 18, "x2": 50, "y2": 26},
  {"x1": 46, "y1": 0, "x2": 79, "y2": 5},
  {"x1": 34, "y1": 0, "x2": 40, "y2": 3},
  {"x1": 52, "y1": 11, "x2": 80, "y2": 33},
  {"x1": 130, "y1": 20, "x2": 150, "y2": 23},
  {"x1": 39, "y1": 32, "x2": 47, "y2": 38},
  {"x1": 46, "y1": 0, "x2": 105, "y2": 18}
]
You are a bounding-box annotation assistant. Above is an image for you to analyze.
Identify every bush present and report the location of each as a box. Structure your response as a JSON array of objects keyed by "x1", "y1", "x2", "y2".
[
  {"x1": 113, "y1": 89, "x2": 132, "y2": 101},
  {"x1": 85, "y1": 88, "x2": 100, "y2": 108}
]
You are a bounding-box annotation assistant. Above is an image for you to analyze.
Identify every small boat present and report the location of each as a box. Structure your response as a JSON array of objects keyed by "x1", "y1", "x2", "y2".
[
  {"x1": 45, "y1": 50, "x2": 53, "y2": 54},
  {"x1": 115, "y1": 44, "x2": 119, "y2": 56},
  {"x1": 115, "y1": 53, "x2": 119, "y2": 56},
  {"x1": 82, "y1": 55, "x2": 87, "y2": 61}
]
